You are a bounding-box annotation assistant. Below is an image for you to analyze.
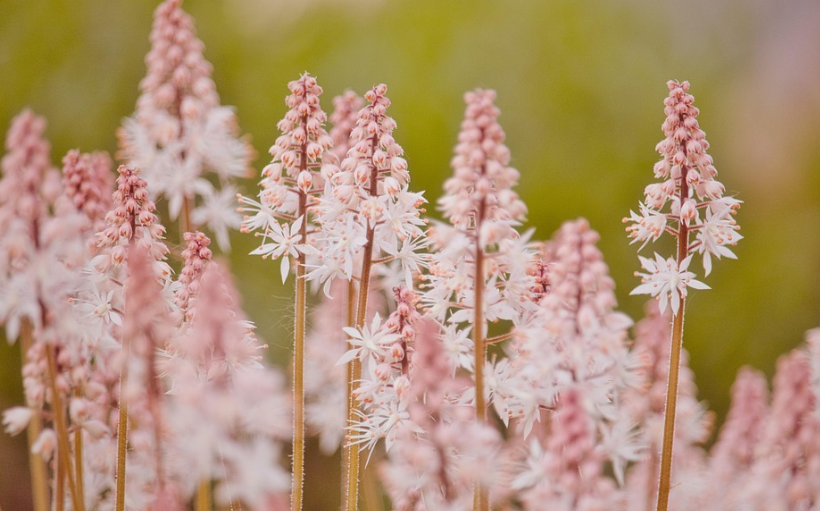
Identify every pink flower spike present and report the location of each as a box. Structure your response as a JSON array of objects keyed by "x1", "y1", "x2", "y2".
[{"x1": 630, "y1": 253, "x2": 709, "y2": 315}]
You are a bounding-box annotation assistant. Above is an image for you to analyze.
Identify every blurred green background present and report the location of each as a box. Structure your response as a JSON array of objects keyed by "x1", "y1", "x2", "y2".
[{"x1": 2, "y1": 0, "x2": 820, "y2": 509}]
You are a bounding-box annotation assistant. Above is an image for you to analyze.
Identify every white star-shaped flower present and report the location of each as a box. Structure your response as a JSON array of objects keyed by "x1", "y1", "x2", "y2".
[{"x1": 630, "y1": 253, "x2": 709, "y2": 315}]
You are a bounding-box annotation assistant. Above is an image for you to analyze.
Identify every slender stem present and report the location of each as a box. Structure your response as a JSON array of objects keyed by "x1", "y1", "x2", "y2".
[
  {"x1": 292, "y1": 189, "x2": 307, "y2": 511},
  {"x1": 472, "y1": 236, "x2": 488, "y2": 511},
  {"x1": 473, "y1": 187, "x2": 488, "y2": 511},
  {"x1": 346, "y1": 144, "x2": 380, "y2": 511},
  {"x1": 196, "y1": 480, "x2": 212, "y2": 511},
  {"x1": 655, "y1": 154, "x2": 691, "y2": 511},
  {"x1": 56, "y1": 451, "x2": 64, "y2": 511},
  {"x1": 115, "y1": 354, "x2": 129, "y2": 511},
  {"x1": 45, "y1": 346, "x2": 83, "y2": 511},
  {"x1": 291, "y1": 109, "x2": 311, "y2": 511},
  {"x1": 342, "y1": 280, "x2": 357, "y2": 508},
  {"x1": 485, "y1": 331, "x2": 513, "y2": 345},
  {"x1": 346, "y1": 224, "x2": 374, "y2": 511},
  {"x1": 361, "y1": 460, "x2": 383, "y2": 511},
  {"x1": 73, "y1": 388, "x2": 85, "y2": 510},
  {"x1": 181, "y1": 196, "x2": 192, "y2": 237},
  {"x1": 655, "y1": 300, "x2": 684, "y2": 511},
  {"x1": 20, "y1": 320, "x2": 49, "y2": 511}
]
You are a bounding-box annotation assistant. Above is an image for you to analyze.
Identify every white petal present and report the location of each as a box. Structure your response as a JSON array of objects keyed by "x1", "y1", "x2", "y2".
[{"x1": 280, "y1": 255, "x2": 290, "y2": 283}]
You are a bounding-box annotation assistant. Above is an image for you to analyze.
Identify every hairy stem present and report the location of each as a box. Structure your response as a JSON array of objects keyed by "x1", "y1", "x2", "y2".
[
  {"x1": 656, "y1": 301, "x2": 684, "y2": 511},
  {"x1": 20, "y1": 320, "x2": 49, "y2": 511},
  {"x1": 291, "y1": 111, "x2": 311, "y2": 511},
  {"x1": 181, "y1": 196, "x2": 192, "y2": 239},
  {"x1": 346, "y1": 225, "x2": 374, "y2": 511},
  {"x1": 473, "y1": 195, "x2": 488, "y2": 511},
  {"x1": 45, "y1": 346, "x2": 83, "y2": 511},
  {"x1": 56, "y1": 451, "x2": 65, "y2": 511},
  {"x1": 342, "y1": 280, "x2": 357, "y2": 507},
  {"x1": 345, "y1": 145, "x2": 380, "y2": 511},
  {"x1": 115, "y1": 353, "x2": 129, "y2": 511},
  {"x1": 292, "y1": 189, "x2": 307, "y2": 511},
  {"x1": 73, "y1": 388, "x2": 85, "y2": 510},
  {"x1": 655, "y1": 158, "x2": 691, "y2": 511}
]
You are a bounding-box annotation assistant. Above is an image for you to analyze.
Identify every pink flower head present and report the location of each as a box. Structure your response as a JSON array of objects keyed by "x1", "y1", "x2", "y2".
[
  {"x1": 240, "y1": 73, "x2": 333, "y2": 282},
  {"x1": 710, "y1": 367, "x2": 768, "y2": 479},
  {"x1": 329, "y1": 90, "x2": 364, "y2": 162},
  {"x1": 97, "y1": 165, "x2": 170, "y2": 278},
  {"x1": 626, "y1": 81, "x2": 741, "y2": 299},
  {"x1": 174, "y1": 230, "x2": 213, "y2": 316},
  {"x1": 306, "y1": 84, "x2": 427, "y2": 287},
  {"x1": 61, "y1": 149, "x2": 114, "y2": 247},
  {"x1": 756, "y1": 350, "x2": 820, "y2": 508},
  {"x1": 439, "y1": 89, "x2": 527, "y2": 231},
  {"x1": 119, "y1": 0, "x2": 253, "y2": 250}
]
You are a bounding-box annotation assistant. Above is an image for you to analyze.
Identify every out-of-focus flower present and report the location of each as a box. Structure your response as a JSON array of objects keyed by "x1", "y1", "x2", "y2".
[{"x1": 119, "y1": 0, "x2": 254, "y2": 250}]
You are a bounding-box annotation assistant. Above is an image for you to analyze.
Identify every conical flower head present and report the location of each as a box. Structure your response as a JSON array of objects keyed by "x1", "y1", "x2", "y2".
[
  {"x1": 709, "y1": 367, "x2": 768, "y2": 481},
  {"x1": 119, "y1": 0, "x2": 253, "y2": 250},
  {"x1": 97, "y1": 165, "x2": 169, "y2": 279},
  {"x1": 626, "y1": 81, "x2": 742, "y2": 284},
  {"x1": 0, "y1": 109, "x2": 61, "y2": 239},
  {"x1": 61, "y1": 149, "x2": 114, "y2": 240},
  {"x1": 439, "y1": 89, "x2": 526, "y2": 231},
  {"x1": 329, "y1": 90, "x2": 364, "y2": 161},
  {"x1": 334, "y1": 84, "x2": 408, "y2": 204}
]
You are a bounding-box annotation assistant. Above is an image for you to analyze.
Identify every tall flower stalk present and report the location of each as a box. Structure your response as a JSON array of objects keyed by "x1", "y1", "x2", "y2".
[
  {"x1": 308, "y1": 83, "x2": 426, "y2": 511},
  {"x1": 625, "y1": 80, "x2": 741, "y2": 511},
  {"x1": 119, "y1": 0, "x2": 253, "y2": 250},
  {"x1": 239, "y1": 73, "x2": 334, "y2": 511},
  {"x1": 424, "y1": 89, "x2": 532, "y2": 511}
]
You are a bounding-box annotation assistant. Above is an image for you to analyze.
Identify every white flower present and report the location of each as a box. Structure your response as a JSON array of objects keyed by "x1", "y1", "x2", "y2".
[
  {"x1": 249, "y1": 216, "x2": 303, "y2": 283},
  {"x1": 337, "y1": 313, "x2": 401, "y2": 365},
  {"x1": 693, "y1": 205, "x2": 742, "y2": 276},
  {"x1": 630, "y1": 253, "x2": 709, "y2": 315},
  {"x1": 625, "y1": 203, "x2": 668, "y2": 249},
  {"x1": 2, "y1": 407, "x2": 33, "y2": 435},
  {"x1": 191, "y1": 184, "x2": 242, "y2": 251}
]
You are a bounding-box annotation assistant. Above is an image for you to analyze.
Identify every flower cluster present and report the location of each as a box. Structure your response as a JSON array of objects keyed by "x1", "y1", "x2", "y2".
[
  {"x1": 626, "y1": 80, "x2": 742, "y2": 312},
  {"x1": 8, "y1": 3, "x2": 820, "y2": 511},
  {"x1": 239, "y1": 73, "x2": 334, "y2": 282},
  {"x1": 119, "y1": 0, "x2": 253, "y2": 250},
  {"x1": 424, "y1": 89, "x2": 534, "y2": 329},
  {"x1": 308, "y1": 84, "x2": 427, "y2": 290}
]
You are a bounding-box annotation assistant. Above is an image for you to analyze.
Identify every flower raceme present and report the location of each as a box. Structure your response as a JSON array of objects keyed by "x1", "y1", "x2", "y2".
[
  {"x1": 625, "y1": 80, "x2": 741, "y2": 309},
  {"x1": 306, "y1": 83, "x2": 427, "y2": 292},
  {"x1": 119, "y1": 0, "x2": 253, "y2": 249}
]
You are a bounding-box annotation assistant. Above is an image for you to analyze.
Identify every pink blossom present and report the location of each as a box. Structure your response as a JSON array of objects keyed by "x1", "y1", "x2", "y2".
[{"x1": 119, "y1": 0, "x2": 253, "y2": 250}]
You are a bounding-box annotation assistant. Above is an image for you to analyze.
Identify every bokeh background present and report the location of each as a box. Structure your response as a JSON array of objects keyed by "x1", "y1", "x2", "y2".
[{"x1": 2, "y1": 0, "x2": 820, "y2": 509}]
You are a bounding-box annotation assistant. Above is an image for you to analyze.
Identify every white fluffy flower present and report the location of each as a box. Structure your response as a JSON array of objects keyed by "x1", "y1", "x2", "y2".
[{"x1": 630, "y1": 253, "x2": 709, "y2": 315}]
